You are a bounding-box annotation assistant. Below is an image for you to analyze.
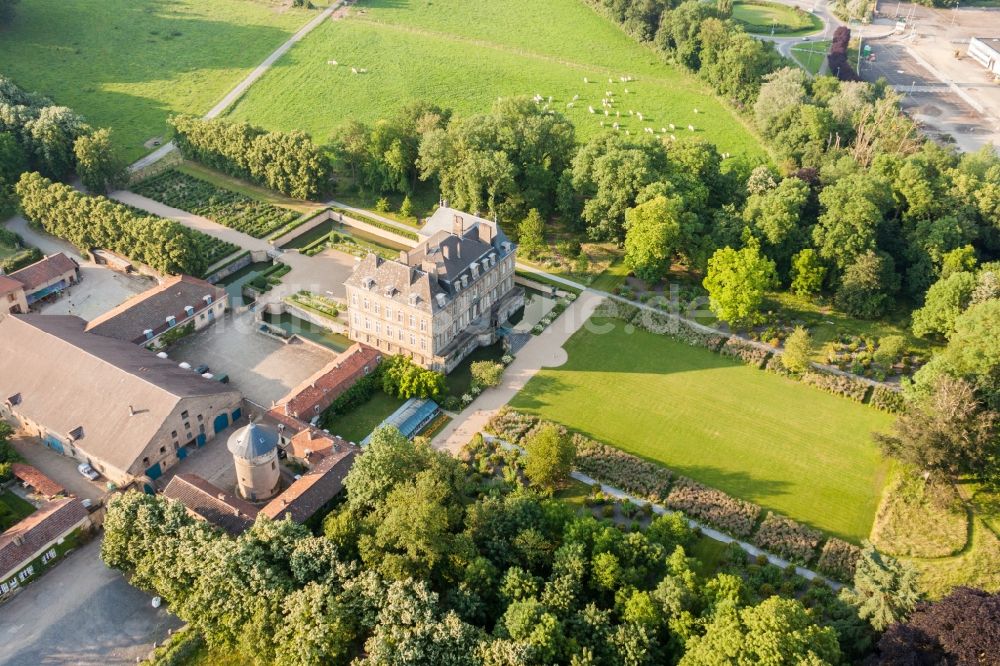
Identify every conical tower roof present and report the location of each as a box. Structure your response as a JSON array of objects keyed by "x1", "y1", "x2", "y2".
[{"x1": 227, "y1": 421, "x2": 278, "y2": 460}]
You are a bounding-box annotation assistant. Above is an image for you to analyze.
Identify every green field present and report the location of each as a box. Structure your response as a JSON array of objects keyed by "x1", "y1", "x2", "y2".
[
  {"x1": 228, "y1": 0, "x2": 767, "y2": 158},
  {"x1": 324, "y1": 391, "x2": 405, "y2": 445},
  {"x1": 0, "y1": 490, "x2": 36, "y2": 531},
  {"x1": 733, "y1": 1, "x2": 824, "y2": 35},
  {"x1": 0, "y1": 0, "x2": 324, "y2": 161},
  {"x1": 790, "y1": 40, "x2": 830, "y2": 75},
  {"x1": 510, "y1": 317, "x2": 893, "y2": 542}
]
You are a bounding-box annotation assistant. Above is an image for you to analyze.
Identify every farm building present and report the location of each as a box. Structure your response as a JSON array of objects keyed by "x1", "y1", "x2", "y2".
[
  {"x1": 0, "y1": 497, "x2": 90, "y2": 598},
  {"x1": 228, "y1": 421, "x2": 282, "y2": 502},
  {"x1": 5, "y1": 252, "x2": 79, "y2": 307},
  {"x1": 85, "y1": 275, "x2": 227, "y2": 348},
  {"x1": 345, "y1": 207, "x2": 522, "y2": 373},
  {"x1": 0, "y1": 275, "x2": 27, "y2": 315},
  {"x1": 0, "y1": 314, "x2": 243, "y2": 488},
  {"x1": 968, "y1": 37, "x2": 1000, "y2": 76},
  {"x1": 259, "y1": 444, "x2": 356, "y2": 523},
  {"x1": 271, "y1": 343, "x2": 382, "y2": 424},
  {"x1": 163, "y1": 473, "x2": 258, "y2": 535}
]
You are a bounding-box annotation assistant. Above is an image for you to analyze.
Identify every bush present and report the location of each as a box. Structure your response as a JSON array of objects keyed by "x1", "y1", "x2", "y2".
[
  {"x1": 816, "y1": 538, "x2": 862, "y2": 582},
  {"x1": 801, "y1": 370, "x2": 871, "y2": 402},
  {"x1": 666, "y1": 477, "x2": 762, "y2": 537},
  {"x1": 752, "y1": 512, "x2": 823, "y2": 564},
  {"x1": 573, "y1": 434, "x2": 672, "y2": 502},
  {"x1": 471, "y1": 360, "x2": 505, "y2": 389},
  {"x1": 485, "y1": 407, "x2": 540, "y2": 444},
  {"x1": 720, "y1": 337, "x2": 771, "y2": 368},
  {"x1": 143, "y1": 627, "x2": 205, "y2": 666},
  {"x1": 869, "y1": 385, "x2": 904, "y2": 413}
]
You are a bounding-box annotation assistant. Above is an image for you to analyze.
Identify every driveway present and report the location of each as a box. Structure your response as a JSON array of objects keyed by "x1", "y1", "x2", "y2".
[
  {"x1": 8, "y1": 433, "x2": 108, "y2": 503},
  {"x1": 0, "y1": 539, "x2": 181, "y2": 666},
  {"x1": 163, "y1": 311, "x2": 336, "y2": 407}
]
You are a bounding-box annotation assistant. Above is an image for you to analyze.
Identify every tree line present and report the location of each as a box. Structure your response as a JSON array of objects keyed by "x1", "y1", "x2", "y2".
[
  {"x1": 102, "y1": 425, "x2": 999, "y2": 665},
  {"x1": 15, "y1": 171, "x2": 210, "y2": 275},
  {"x1": 168, "y1": 115, "x2": 331, "y2": 200}
]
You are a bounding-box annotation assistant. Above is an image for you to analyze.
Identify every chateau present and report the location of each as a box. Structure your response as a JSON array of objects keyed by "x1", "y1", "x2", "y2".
[{"x1": 344, "y1": 207, "x2": 523, "y2": 372}]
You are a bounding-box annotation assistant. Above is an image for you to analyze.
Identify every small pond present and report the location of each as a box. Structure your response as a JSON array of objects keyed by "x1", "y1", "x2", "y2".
[{"x1": 219, "y1": 261, "x2": 272, "y2": 307}]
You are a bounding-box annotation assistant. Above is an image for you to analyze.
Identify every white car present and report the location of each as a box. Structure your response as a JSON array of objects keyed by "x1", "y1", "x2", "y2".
[{"x1": 77, "y1": 463, "x2": 100, "y2": 481}]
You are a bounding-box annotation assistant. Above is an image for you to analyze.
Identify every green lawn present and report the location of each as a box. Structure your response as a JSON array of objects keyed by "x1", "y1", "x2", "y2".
[
  {"x1": 324, "y1": 391, "x2": 405, "y2": 445},
  {"x1": 445, "y1": 342, "x2": 506, "y2": 397},
  {"x1": 0, "y1": 0, "x2": 325, "y2": 161},
  {"x1": 0, "y1": 490, "x2": 37, "y2": 531},
  {"x1": 510, "y1": 317, "x2": 893, "y2": 542},
  {"x1": 227, "y1": 0, "x2": 767, "y2": 159},
  {"x1": 790, "y1": 40, "x2": 830, "y2": 76},
  {"x1": 733, "y1": 1, "x2": 823, "y2": 35}
]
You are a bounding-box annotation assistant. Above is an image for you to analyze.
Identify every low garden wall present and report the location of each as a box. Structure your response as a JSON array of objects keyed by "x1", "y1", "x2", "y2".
[
  {"x1": 204, "y1": 249, "x2": 271, "y2": 284},
  {"x1": 269, "y1": 208, "x2": 332, "y2": 247}
]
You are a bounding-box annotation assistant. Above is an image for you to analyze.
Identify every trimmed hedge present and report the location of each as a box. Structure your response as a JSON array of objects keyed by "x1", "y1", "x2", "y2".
[
  {"x1": 816, "y1": 538, "x2": 862, "y2": 582},
  {"x1": 801, "y1": 371, "x2": 871, "y2": 402},
  {"x1": 752, "y1": 512, "x2": 823, "y2": 564},
  {"x1": 869, "y1": 385, "x2": 905, "y2": 413},
  {"x1": 572, "y1": 434, "x2": 672, "y2": 502},
  {"x1": 720, "y1": 337, "x2": 772, "y2": 368},
  {"x1": 666, "y1": 477, "x2": 762, "y2": 538}
]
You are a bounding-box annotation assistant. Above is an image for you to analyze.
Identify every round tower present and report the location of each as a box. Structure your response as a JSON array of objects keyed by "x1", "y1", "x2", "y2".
[{"x1": 227, "y1": 421, "x2": 281, "y2": 501}]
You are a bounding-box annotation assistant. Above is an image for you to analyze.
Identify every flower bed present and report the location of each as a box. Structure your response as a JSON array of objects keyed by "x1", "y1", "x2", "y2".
[
  {"x1": 572, "y1": 434, "x2": 672, "y2": 502},
  {"x1": 825, "y1": 334, "x2": 926, "y2": 381},
  {"x1": 869, "y1": 385, "x2": 905, "y2": 413},
  {"x1": 485, "y1": 407, "x2": 540, "y2": 445},
  {"x1": 666, "y1": 477, "x2": 762, "y2": 537},
  {"x1": 801, "y1": 370, "x2": 871, "y2": 402},
  {"x1": 816, "y1": 538, "x2": 861, "y2": 582},
  {"x1": 720, "y1": 337, "x2": 772, "y2": 368},
  {"x1": 763, "y1": 354, "x2": 795, "y2": 377},
  {"x1": 134, "y1": 170, "x2": 298, "y2": 238},
  {"x1": 674, "y1": 319, "x2": 728, "y2": 351},
  {"x1": 752, "y1": 512, "x2": 823, "y2": 564}
]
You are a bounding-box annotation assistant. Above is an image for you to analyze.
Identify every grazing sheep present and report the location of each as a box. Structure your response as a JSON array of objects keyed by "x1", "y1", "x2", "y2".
[
  {"x1": 328, "y1": 60, "x2": 338, "y2": 66},
  {"x1": 661, "y1": 127, "x2": 666, "y2": 133},
  {"x1": 670, "y1": 134, "x2": 677, "y2": 141},
  {"x1": 669, "y1": 123, "x2": 675, "y2": 130},
  {"x1": 688, "y1": 124, "x2": 694, "y2": 131},
  {"x1": 573, "y1": 94, "x2": 579, "y2": 101},
  {"x1": 588, "y1": 106, "x2": 595, "y2": 114},
  {"x1": 584, "y1": 77, "x2": 589, "y2": 83},
  {"x1": 351, "y1": 67, "x2": 358, "y2": 74},
  {"x1": 637, "y1": 112, "x2": 643, "y2": 121},
  {"x1": 604, "y1": 109, "x2": 609, "y2": 116}
]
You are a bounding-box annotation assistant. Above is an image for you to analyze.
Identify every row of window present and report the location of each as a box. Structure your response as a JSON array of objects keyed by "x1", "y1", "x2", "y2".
[
  {"x1": 354, "y1": 314, "x2": 429, "y2": 351},
  {"x1": 352, "y1": 294, "x2": 430, "y2": 332}
]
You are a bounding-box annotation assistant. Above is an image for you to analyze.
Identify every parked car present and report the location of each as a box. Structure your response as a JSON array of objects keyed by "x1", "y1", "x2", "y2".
[
  {"x1": 77, "y1": 463, "x2": 99, "y2": 480},
  {"x1": 194, "y1": 364, "x2": 209, "y2": 375},
  {"x1": 215, "y1": 374, "x2": 230, "y2": 384}
]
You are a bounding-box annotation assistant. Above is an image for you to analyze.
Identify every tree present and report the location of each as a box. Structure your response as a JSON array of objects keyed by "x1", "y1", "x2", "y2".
[
  {"x1": 399, "y1": 195, "x2": 414, "y2": 218},
  {"x1": 753, "y1": 67, "x2": 807, "y2": 135},
  {"x1": 874, "y1": 375, "x2": 997, "y2": 478},
  {"x1": 523, "y1": 424, "x2": 575, "y2": 490},
  {"x1": 274, "y1": 582, "x2": 356, "y2": 666},
  {"x1": 702, "y1": 242, "x2": 778, "y2": 328},
  {"x1": 518, "y1": 208, "x2": 545, "y2": 258},
  {"x1": 781, "y1": 327, "x2": 813, "y2": 374},
  {"x1": 834, "y1": 251, "x2": 899, "y2": 319},
  {"x1": 876, "y1": 587, "x2": 1000, "y2": 665},
  {"x1": 0, "y1": 0, "x2": 18, "y2": 23},
  {"x1": 344, "y1": 426, "x2": 435, "y2": 512},
  {"x1": 743, "y1": 177, "x2": 810, "y2": 271},
  {"x1": 382, "y1": 355, "x2": 446, "y2": 399},
  {"x1": 789, "y1": 249, "x2": 826, "y2": 296},
  {"x1": 813, "y1": 173, "x2": 890, "y2": 271},
  {"x1": 73, "y1": 128, "x2": 126, "y2": 193},
  {"x1": 910, "y1": 271, "x2": 977, "y2": 339},
  {"x1": 841, "y1": 542, "x2": 920, "y2": 632},
  {"x1": 471, "y1": 361, "x2": 504, "y2": 389},
  {"x1": 873, "y1": 335, "x2": 906, "y2": 369},
  {"x1": 26, "y1": 106, "x2": 92, "y2": 179},
  {"x1": 679, "y1": 597, "x2": 841, "y2": 665},
  {"x1": 623, "y1": 195, "x2": 684, "y2": 284}
]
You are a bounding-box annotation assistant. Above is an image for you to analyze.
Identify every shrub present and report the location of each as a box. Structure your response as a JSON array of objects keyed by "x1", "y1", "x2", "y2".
[
  {"x1": 666, "y1": 477, "x2": 761, "y2": 537},
  {"x1": 801, "y1": 371, "x2": 871, "y2": 402},
  {"x1": 471, "y1": 360, "x2": 505, "y2": 389},
  {"x1": 720, "y1": 337, "x2": 771, "y2": 368},
  {"x1": 573, "y1": 434, "x2": 672, "y2": 502},
  {"x1": 485, "y1": 407, "x2": 540, "y2": 444},
  {"x1": 870, "y1": 386, "x2": 905, "y2": 413},
  {"x1": 752, "y1": 512, "x2": 823, "y2": 564},
  {"x1": 816, "y1": 538, "x2": 862, "y2": 582}
]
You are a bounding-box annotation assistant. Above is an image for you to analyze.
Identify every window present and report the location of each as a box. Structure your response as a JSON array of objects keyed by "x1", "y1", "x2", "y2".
[
  {"x1": 271, "y1": 460, "x2": 276, "y2": 470},
  {"x1": 159, "y1": 446, "x2": 166, "y2": 454},
  {"x1": 365, "y1": 318, "x2": 371, "y2": 330},
  {"x1": 354, "y1": 313, "x2": 361, "y2": 325},
  {"x1": 197, "y1": 414, "x2": 203, "y2": 422},
  {"x1": 419, "y1": 319, "x2": 427, "y2": 332},
  {"x1": 183, "y1": 422, "x2": 190, "y2": 431},
  {"x1": 199, "y1": 424, "x2": 205, "y2": 434},
  {"x1": 420, "y1": 338, "x2": 426, "y2": 350},
  {"x1": 386, "y1": 325, "x2": 392, "y2": 338},
  {"x1": 385, "y1": 306, "x2": 392, "y2": 320},
  {"x1": 409, "y1": 314, "x2": 415, "y2": 328},
  {"x1": 410, "y1": 333, "x2": 416, "y2": 345},
  {"x1": 352, "y1": 293, "x2": 358, "y2": 305},
  {"x1": 374, "y1": 302, "x2": 380, "y2": 315},
  {"x1": 398, "y1": 329, "x2": 404, "y2": 341},
  {"x1": 180, "y1": 410, "x2": 189, "y2": 419},
  {"x1": 375, "y1": 321, "x2": 381, "y2": 334},
  {"x1": 142, "y1": 456, "x2": 149, "y2": 466},
  {"x1": 363, "y1": 298, "x2": 369, "y2": 311},
  {"x1": 171, "y1": 430, "x2": 177, "y2": 439},
  {"x1": 397, "y1": 311, "x2": 403, "y2": 323}
]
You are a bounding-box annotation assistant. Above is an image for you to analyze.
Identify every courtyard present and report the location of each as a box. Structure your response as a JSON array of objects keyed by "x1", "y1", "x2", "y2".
[
  {"x1": 510, "y1": 316, "x2": 894, "y2": 542},
  {"x1": 163, "y1": 311, "x2": 336, "y2": 407}
]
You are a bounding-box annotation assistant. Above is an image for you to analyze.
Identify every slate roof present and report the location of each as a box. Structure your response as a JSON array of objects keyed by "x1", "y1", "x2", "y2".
[
  {"x1": 0, "y1": 498, "x2": 88, "y2": 578},
  {"x1": 85, "y1": 275, "x2": 225, "y2": 343},
  {"x1": 273, "y1": 343, "x2": 381, "y2": 420},
  {"x1": 11, "y1": 464, "x2": 64, "y2": 498},
  {"x1": 7, "y1": 253, "x2": 78, "y2": 291},
  {"x1": 260, "y1": 447, "x2": 356, "y2": 523},
  {"x1": 0, "y1": 314, "x2": 240, "y2": 475},
  {"x1": 228, "y1": 422, "x2": 279, "y2": 461},
  {"x1": 163, "y1": 474, "x2": 258, "y2": 535}
]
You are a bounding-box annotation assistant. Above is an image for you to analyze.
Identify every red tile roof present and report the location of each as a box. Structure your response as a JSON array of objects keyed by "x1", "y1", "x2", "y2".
[
  {"x1": 261, "y1": 447, "x2": 355, "y2": 523},
  {"x1": 0, "y1": 275, "x2": 23, "y2": 296},
  {"x1": 10, "y1": 463, "x2": 64, "y2": 498},
  {"x1": 8, "y1": 253, "x2": 78, "y2": 291},
  {"x1": 0, "y1": 498, "x2": 89, "y2": 579},
  {"x1": 163, "y1": 474, "x2": 258, "y2": 535},
  {"x1": 273, "y1": 344, "x2": 381, "y2": 421}
]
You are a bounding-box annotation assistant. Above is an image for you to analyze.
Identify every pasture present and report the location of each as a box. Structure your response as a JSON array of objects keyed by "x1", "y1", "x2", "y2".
[
  {"x1": 228, "y1": 0, "x2": 767, "y2": 158},
  {"x1": 0, "y1": 0, "x2": 324, "y2": 161},
  {"x1": 510, "y1": 317, "x2": 893, "y2": 542},
  {"x1": 732, "y1": 1, "x2": 823, "y2": 36}
]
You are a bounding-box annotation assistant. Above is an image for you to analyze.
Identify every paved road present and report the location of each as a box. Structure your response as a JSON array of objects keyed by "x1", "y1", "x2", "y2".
[
  {"x1": 0, "y1": 539, "x2": 181, "y2": 666},
  {"x1": 129, "y1": 2, "x2": 343, "y2": 173}
]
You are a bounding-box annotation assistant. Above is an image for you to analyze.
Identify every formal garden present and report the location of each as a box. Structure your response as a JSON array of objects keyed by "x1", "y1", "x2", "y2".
[{"x1": 133, "y1": 170, "x2": 300, "y2": 238}]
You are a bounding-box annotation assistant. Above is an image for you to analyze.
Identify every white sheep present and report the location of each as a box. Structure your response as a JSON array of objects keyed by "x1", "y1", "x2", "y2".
[
  {"x1": 637, "y1": 112, "x2": 644, "y2": 121},
  {"x1": 624, "y1": 88, "x2": 629, "y2": 94},
  {"x1": 693, "y1": 108, "x2": 699, "y2": 114},
  {"x1": 604, "y1": 109, "x2": 609, "y2": 116},
  {"x1": 670, "y1": 134, "x2": 677, "y2": 141},
  {"x1": 669, "y1": 123, "x2": 675, "y2": 130},
  {"x1": 328, "y1": 60, "x2": 338, "y2": 66},
  {"x1": 661, "y1": 127, "x2": 667, "y2": 133},
  {"x1": 584, "y1": 77, "x2": 589, "y2": 83},
  {"x1": 588, "y1": 106, "x2": 595, "y2": 114},
  {"x1": 688, "y1": 124, "x2": 695, "y2": 131},
  {"x1": 573, "y1": 94, "x2": 579, "y2": 101},
  {"x1": 606, "y1": 90, "x2": 613, "y2": 97},
  {"x1": 351, "y1": 67, "x2": 358, "y2": 74},
  {"x1": 567, "y1": 102, "x2": 574, "y2": 108}
]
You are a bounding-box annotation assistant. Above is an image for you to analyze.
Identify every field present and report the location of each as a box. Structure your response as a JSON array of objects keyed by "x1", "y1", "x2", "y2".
[
  {"x1": 0, "y1": 490, "x2": 36, "y2": 531},
  {"x1": 228, "y1": 0, "x2": 767, "y2": 159},
  {"x1": 0, "y1": 0, "x2": 324, "y2": 161},
  {"x1": 510, "y1": 317, "x2": 893, "y2": 542},
  {"x1": 732, "y1": 1, "x2": 823, "y2": 36},
  {"x1": 790, "y1": 40, "x2": 831, "y2": 75},
  {"x1": 133, "y1": 170, "x2": 299, "y2": 238},
  {"x1": 324, "y1": 391, "x2": 405, "y2": 445}
]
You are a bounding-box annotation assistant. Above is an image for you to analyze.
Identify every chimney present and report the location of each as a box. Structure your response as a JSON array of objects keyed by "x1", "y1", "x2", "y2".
[
  {"x1": 217, "y1": 493, "x2": 226, "y2": 500},
  {"x1": 452, "y1": 214, "x2": 465, "y2": 236},
  {"x1": 399, "y1": 250, "x2": 409, "y2": 263},
  {"x1": 442, "y1": 244, "x2": 451, "y2": 260},
  {"x1": 479, "y1": 223, "x2": 495, "y2": 244}
]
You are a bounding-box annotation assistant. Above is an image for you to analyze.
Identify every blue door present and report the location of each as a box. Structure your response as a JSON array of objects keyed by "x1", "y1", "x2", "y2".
[
  {"x1": 145, "y1": 462, "x2": 162, "y2": 480},
  {"x1": 177, "y1": 446, "x2": 188, "y2": 460},
  {"x1": 43, "y1": 434, "x2": 64, "y2": 454},
  {"x1": 213, "y1": 413, "x2": 229, "y2": 434},
  {"x1": 196, "y1": 433, "x2": 207, "y2": 447},
  {"x1": 142, "y1": 481, "x2": 156, "y2": 495},
  {"x1": 231, "y1": 408, "x2": 242, "y2": 422}
]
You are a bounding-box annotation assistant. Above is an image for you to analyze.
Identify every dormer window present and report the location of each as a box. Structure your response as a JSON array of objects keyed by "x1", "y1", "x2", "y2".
[
  {"x1": 203, "y1": 294, "x2": 213, "y2": 305},
  {"x1": 363, "y1": 277, "x2": 375, "y2": 289},
  {"x1": 144, "y1": 329, "x2": 154, "y2": 340},
  {"x1": 461, "y1": 275, "x2": 469, "y2": 289},
  {"x1": 409, "y1": 293, "x2": 419, "y2": 306},
  {"x1": 166, "y1": 315, "x2": 176, "y2": 328},
  {"x1": 384, "y1": 286, "x2": 396, "y2": 297},
  {"x1": 184, "y1": 305, "x2": 195, "y2": 317}
]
